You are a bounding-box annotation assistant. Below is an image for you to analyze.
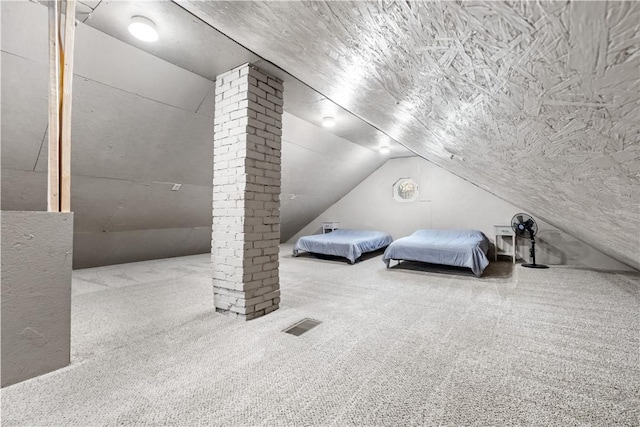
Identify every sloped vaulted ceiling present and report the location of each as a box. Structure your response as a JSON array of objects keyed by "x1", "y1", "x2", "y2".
[{"x1": 178, "y1": 1, "x2": 640, "y2": 270}]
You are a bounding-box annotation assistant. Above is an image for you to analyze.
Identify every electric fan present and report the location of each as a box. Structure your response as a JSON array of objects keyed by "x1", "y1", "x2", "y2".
[{"x1": 511, "y1": 213, "x2": 549, "y2": 269}]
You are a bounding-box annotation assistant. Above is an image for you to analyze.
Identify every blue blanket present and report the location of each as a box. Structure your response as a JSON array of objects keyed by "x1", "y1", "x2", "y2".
[
  {"x1": 293, "y1": 229, "x2": 393, "y2": 264},
  {"x1": 382, "y1": 229, "x2": 490, "y2": 276}
]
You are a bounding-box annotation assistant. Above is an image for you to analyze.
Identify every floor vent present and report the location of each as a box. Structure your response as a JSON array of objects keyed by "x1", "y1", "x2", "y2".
[{"x1": 283, "y1": 318, "x2": 322, "y2": 336}]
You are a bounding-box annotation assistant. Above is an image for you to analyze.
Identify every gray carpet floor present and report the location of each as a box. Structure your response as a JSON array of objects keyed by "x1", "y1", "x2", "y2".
[{"x1": 2, "y1": 244, "x2": 639, "y2": 426}]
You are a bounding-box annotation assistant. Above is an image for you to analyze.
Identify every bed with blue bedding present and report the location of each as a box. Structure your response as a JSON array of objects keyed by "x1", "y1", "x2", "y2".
[
  {"x1": 382, "y1": 229, "x2": 490, "y2": 276},
  {"x1": 293, "y1": 229, "x2": 393, "y2": 264}
]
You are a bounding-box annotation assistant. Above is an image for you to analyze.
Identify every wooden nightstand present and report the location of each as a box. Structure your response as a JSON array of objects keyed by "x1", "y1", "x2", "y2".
[{"x1": 494, "y1": 225, "x2": 517, "y2": 264}]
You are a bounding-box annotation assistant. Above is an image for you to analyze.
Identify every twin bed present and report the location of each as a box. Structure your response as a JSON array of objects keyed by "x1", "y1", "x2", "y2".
[
  {"x1": 382, "y1": 229, "x2": 490, "y2": 277},
  {"x1": 293, "y1": 228, "x2": 490, "y2": 276},
  {"x1": 293, "y1": 229, "x2": 393, "y2": 264}
]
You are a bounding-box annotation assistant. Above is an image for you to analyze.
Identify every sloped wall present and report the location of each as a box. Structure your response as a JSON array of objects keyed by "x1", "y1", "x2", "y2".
[
  {"x1": 1, "y1": 1, "x2": 384, "y2": 268},
  {"x1": 292, "y1": 157, "x2": 634, "y2": 271},
  {"x1": 1, "y1": 1, "x2": 215, "y2": 268},
  {"x1": 280, "y1": 114, "x2": 386, "y2": 241}
]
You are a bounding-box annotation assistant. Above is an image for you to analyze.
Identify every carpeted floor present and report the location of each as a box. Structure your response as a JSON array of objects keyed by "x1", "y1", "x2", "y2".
[{"x1": 2, "y1": 244, "x2": 639, "y2": 426}]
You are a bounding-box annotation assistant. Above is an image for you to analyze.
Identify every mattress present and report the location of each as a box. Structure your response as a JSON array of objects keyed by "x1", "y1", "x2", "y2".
[
  {"x1": 293, "y1": 229, "x2": 393, "y2": 264},
  {"x1": 382, "y1": 229, "x2": 490, "y2": 276}
]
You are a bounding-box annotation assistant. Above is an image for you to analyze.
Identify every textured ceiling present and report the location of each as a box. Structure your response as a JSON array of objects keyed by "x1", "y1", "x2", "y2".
[
  {"x1": 178, "y1": 0, "x2": 640, "y2": 269},
  {"x1": 69, "y1": 0, "x2": 412, "y2": 157}
]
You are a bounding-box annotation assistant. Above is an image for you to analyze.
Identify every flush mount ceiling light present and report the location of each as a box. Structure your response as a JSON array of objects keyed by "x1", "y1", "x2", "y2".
[
  {"x1": 128, "y1": 16, "x2": 158, "y2": 42},
  {"x1": 322, "y1": 117, "x2": 335, "y2": 128},
  {"x1": 379, "y1": 146, "x2": 390, "y2": 155}
]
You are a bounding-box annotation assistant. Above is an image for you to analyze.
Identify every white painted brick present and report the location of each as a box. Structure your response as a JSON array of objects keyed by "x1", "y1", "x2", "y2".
[
  {"x1": 267, "y1": 78, "x2": 284, "y2": 92},
  {"x1": 264, "y1": 108, "x2": 281, "y2": 120},
  {"x1": 252, "y1": 224, "x2": 271, "y2": 233},
  {"x1": 266, "y1": 125, "x2": 282, "y2": 136},
  {"x1": 264, "y1": 277, "x2": 279, "y2": 287},
  {"x1": 262, "y1": 262, "x2": 279, "y2": 271},
  {"x1": 257, "y1": 129, "x2": 276, "y2": 141},
  {"x1": 214, "y1": 113, "x2": 230, "y2": 125},
  {"x1": 263, "y1": 289, "x2": 280, "y2": 300},
  {"x1": 245, "y1": 232, "x2": 263, "y2": 242},
  {"x1": 222, "y1": 119, "x2": 239, "y2": 131},
  {"x1": 247, "y1": 134, "x2": 266, "y2": 145},
  {"x1": 227, "y1": 241, "x2": 250, "y2": 251},
  {"x1": 213, "y1": 63, "x2": 282, "y2": 320},
  {"x1": 226, "y1": 257, "x2": 243, "y2": 267},
  {"x1": 253, "y1": 240, "x2": 272, "y2": 249},
  {"x1": 249, "y1": 67, "x2": 268, "y2": 83},
  {"x1": 245, "y1": 295, "x2": 265, "y2": 306},
  {"x1": 222, "y1": 103, "x2": 240, "y2": 115},
  {"x1": 243, "y1": 280, "x2": 265, "y2": 291},
  {"x1": 247, "y1": 151, "x2": 266, "y2": 162},
  {"x1": 246, "y1": 183, "x2": 265, "y2": 193},
  {"x1": 244, "y1": 264, "x2": 262, "y2": 274},
  {"x1": 264, "y1": 170, "x2": 280, "y2": 179},
  {"x1": 258, "y1": 81, "x2": 275, "y2": 96},
  {"x1": 255, "y1": 112, "x2": 276, "y2": 126},
  {"x1": 224, "y1": 84, "x2": 240, "y2": 98},
  {"x1": 252, "y1": 271, "x2": 272, "y2": 281},
  {"x1": 251, "y1": 286, "x2": 275, "y2": 299},
  {"x1": 265, "y1": 155, "x2": 281, "y2": 165},
  {"x1": 229, "y1": 126, "x2": 249, "y2": 137},
  {"x1": 239, "y1": 64, "x2": 250, "y2": 76},
  {"x1": 255, "y1": 300, "x2": 273, "y2": 311},
  {"x1": 264, "y1": 305, "x2": 278, "y2": 315},
  {"x1": 229, "y1": 305, "x2": 252, "y2": 315},
  {"x1": 229, "y1": 109, "x2": 246, "y2": 120},
  {"x1": 248, "y1": 84, "x2": 267, "y2": 99},
  {"x1": 247, "y1": 100, "x2": 266, "y2": 115},
  {"x1": 245, "y1": 249, "x2": 263, "y2": 258},
  {"x1": 256, "y1": 97, "x2": 275, "y2": 111},
  {"x1": 265, "y1": 186, "x2": 280, "y2": 195},
  {"x1": 263, "y1": 232, "x2": 280, "y2": 240},
  {"x1": 218, "y1": 92, "x2": 248, "y2": 109},
  {"x1": 217, "y1": 67, "x2": 238, "y2": 80},
  {"x1": 263, "y1": 247, "x2": 279, "y2": 256},
  {"x1": 253, "y1": 255, "x2": 270, "y2": 264},
  {"x1": 244, "y1": 217, "x2": 264, "y2": 225},
  {"x1": 267, "y1": 93, "x2": 283, "y2": 107},
  {"x1": 215, "y1": 81, "x2": 231, "y2": 92},
  {"x1": 231, "y1": 75, "x2": 249, "y2": 88}
]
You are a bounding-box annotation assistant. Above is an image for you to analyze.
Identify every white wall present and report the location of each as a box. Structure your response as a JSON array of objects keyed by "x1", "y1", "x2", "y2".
[
  {"x1": 292, "y1": 157, "x2": 634, "y2": 271},
  {"x1": 1, "y1": 211, "x2": 73, "y2": 387}
]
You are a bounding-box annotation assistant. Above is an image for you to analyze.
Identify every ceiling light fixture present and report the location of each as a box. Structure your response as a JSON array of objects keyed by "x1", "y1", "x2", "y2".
[
  {"x1": 322, "y1": 117, "x2": 335, "y2": 128},
  {"x1": 379, "y1": 146, "x2": 390, "y2": 155},
  {"x1": 128, "y1": 16, "x2": 158, "y2": 42}
]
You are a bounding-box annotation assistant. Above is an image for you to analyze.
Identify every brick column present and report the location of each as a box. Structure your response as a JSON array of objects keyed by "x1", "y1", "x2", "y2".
[{"x1": 212, "y1": 63, "x2": 283, "y2": 320}]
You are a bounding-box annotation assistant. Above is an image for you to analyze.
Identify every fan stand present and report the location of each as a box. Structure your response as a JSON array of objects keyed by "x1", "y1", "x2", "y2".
[{"x1": 522, "y1": 233, "x2": 549, "y2": 269}]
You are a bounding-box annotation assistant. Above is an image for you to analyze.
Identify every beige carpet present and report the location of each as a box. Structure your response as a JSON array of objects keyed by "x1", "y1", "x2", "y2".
[{"x1": 2, "y1": 244, "x2": 639, "y2": 426}]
